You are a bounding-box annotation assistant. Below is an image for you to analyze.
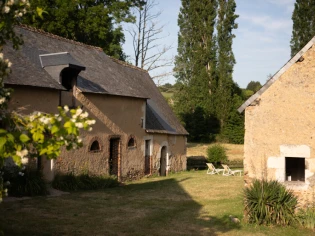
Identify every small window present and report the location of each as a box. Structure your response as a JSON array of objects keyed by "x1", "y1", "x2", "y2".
[
  {"x1": 127, "y1": 136, "x2": 136, "y2": 148},
  {"x1": 90, "y1": 140, "x2": 101, "y2": 152},
  {"x1": 286, "y1": 157, "x2": 305, "y2": 182}
]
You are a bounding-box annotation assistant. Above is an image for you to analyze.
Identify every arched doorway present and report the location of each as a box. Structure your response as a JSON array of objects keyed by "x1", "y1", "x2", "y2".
[{"x1": 160, "y1": 146, "x2": 167, "y2": 176}]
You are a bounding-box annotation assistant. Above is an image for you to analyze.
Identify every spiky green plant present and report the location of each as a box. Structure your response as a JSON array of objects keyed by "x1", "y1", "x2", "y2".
[{"x1": 244, "y1": 179, "x2": 298, "y2": 225}]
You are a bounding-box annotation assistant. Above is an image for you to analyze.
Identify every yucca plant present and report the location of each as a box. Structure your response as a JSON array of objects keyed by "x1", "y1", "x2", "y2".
[{"x1": 244, "y1": 179, "x2": 298, "y2": 225}]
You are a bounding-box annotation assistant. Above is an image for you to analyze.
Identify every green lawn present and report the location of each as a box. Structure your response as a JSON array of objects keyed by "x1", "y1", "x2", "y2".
[
  {"x1": 161, "y1": 91, "x2": 174, "y2": 99},
  {"x1": 0, "y1": 171, "x2": 313, "y2": 236}
]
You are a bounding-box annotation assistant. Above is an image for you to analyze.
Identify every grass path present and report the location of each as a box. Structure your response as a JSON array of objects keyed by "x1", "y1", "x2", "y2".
[{"x1": 0, "y1": 171, "x2": 313, "y2": 235}]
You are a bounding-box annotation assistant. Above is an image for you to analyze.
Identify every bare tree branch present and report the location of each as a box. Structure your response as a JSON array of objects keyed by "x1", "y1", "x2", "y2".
[{"x1": 127, "y1": 0, "x2": 174, "y2": 84}]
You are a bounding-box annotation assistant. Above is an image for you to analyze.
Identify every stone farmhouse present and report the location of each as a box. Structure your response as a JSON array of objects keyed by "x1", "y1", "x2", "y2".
[
  {"x1": 238, "y1": 36, "x2": 315, "y2": 204},
  {"x1": 5, "y1": 26, "x2": 188, "y2": 181}
]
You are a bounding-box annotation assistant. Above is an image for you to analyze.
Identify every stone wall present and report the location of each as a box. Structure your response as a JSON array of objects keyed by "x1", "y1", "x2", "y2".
[{"x1": 244, "y1": 45, "x2": 315, "y2": 205}]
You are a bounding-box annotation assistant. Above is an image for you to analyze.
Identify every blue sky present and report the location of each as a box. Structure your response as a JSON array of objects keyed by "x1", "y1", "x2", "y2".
[{"x1": 123, "y1": 0, "x2": 295, "y2": 89}]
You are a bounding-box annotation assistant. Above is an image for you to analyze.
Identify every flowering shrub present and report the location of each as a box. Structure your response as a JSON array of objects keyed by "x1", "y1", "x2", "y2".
[
  {"x1": 0, "y1": 0, "x2": 94, "y2": 202},
  {"x1": 0, "y1": 106, "x2": 95, "y2": 164}
]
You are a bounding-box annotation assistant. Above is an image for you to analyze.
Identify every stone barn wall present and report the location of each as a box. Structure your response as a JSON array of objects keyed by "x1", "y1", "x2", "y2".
[{"x1": 244, "y1": 45, "x2": 315, "y2": 206}]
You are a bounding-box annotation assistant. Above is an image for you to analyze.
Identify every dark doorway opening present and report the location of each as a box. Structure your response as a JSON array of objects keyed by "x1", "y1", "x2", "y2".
[
  {"x1": 160, "y1": 146, "x2": 167, "y2": 176},
  {"x1": 144, "y1": 140, "x2": 151, "y2": 175},
  {"x1": 109, "y1": 138, "x2": 120, "y2": 176},
  {"x1": 285, "y1": 157, "x2": 305, "y2": 181}
]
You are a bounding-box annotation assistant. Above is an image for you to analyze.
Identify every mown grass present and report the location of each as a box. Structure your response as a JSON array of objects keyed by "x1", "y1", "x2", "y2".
[
  {"x1": 187, "y1": 142, "x2": 244, "y2": 161},
  {"x1": 0, "y1": 171, "x2": 313, "y2": 236},
  {"x1": 161, "y1": 91, "x2": 174, "y2": 99}
]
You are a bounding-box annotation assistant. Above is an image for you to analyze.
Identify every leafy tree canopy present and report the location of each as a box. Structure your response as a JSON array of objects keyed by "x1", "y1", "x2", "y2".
[
  {"x1": 246, "y1": 81, "x2": 262, "y2": 92},
  {"x1": 290, "y1": 0, "x2": 315, "y2": 57},
  {"x1": 24, "y1": 0, "x2": 145, "y2": 60}
]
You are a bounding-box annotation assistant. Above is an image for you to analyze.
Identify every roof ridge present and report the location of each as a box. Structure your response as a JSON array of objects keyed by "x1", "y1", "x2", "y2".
[
  {"x1": 17, "y1": 24, "x2": 103, "y2": 51},
  {"x1": 109, "y1": 57, "x2": 149, "y2": 73}
]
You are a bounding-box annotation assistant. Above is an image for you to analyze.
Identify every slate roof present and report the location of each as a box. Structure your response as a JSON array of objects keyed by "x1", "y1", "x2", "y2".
[{"x1": 4, "y1": 26, "x2": 188, "y2": 135}]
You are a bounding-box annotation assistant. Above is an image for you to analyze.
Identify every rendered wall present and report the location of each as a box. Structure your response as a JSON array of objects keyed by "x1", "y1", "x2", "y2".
[
  {"x1": 8, "y1": 86, "x2": 187, "y2": 181},
  {"x1": 55, "y1": 90, "x2": 187, "y2": 181},
  {"x1": 244, "y1": 46, "x2": 315, "y2": 205}
]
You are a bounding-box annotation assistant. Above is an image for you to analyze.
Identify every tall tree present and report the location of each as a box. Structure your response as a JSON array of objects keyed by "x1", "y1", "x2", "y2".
[
  {"x1": 24, "y1": 0, "x2": 144, "y2": 60},
  {"x1": 174, "y1": 0, "x2": 240, "y2": 143},
  {"x1": 127, "y1": 0, "x2": 173, "y2": 85},
  {"x1": 290, "y1": 0, "x2": 315, "y2": 57},
  {"x1": 174, "y1": 0, "x2": 218, "y2": 116},
  {"x1": 216, "y1": 0, "x2": 238, "y2": 129}
]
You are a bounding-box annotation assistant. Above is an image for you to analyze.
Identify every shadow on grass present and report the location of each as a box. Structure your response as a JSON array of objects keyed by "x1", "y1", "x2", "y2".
[{"x1": 0, "y1": 176, "x2": 242, "y2": 236}]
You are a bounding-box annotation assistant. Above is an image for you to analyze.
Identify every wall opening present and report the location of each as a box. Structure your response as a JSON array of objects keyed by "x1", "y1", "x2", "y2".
[
  {"x1": 60, "y1": 67, "x2": 77, "y2": 90},
  {"x1": 160, "y1": 146, "x2": 167, "y2": 176},
  {"x1": 144, "y1": 140, "x2": 151, "y2": 175},
  {"x1": 127, "y1": 136, "x2": 136, "y2": 148},
  {"x1": 285, "y1": 157, "x2": 305, "y2": 182},
  {"x1": 90, "y1": 140, "x2": 101, "y2": 152},
  {"x1": 109, "y1": 138, "x2": 120, "y2": 177}
]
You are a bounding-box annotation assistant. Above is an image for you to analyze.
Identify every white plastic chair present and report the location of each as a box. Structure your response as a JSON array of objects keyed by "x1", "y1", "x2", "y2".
[
  {"x1": 221, "y1": 164, "x2": 243, "y2": 176},
  {"x1": 206, "y1": 163, "x2": 224, "y2": 175}
]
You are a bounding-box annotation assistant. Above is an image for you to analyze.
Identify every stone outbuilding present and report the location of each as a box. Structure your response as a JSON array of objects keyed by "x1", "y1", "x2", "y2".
[
  {"x1": 5, "y1": 26, "x2": 188, "y2": 181},
  {"x1": 238, "y1": 36, "x2": 315, "y2": 205}
]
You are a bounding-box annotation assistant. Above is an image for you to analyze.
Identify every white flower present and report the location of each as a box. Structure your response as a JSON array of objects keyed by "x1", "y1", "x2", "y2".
[
  {"x1": 4, "y1": 6, "x2": 10, "y2": 13},
  {"x1": 88, "y1": 127, "x2": 93, "y2": 132},
  {"x1": 60, "y1": 136, "x2": 64, "y2": 140},
  {"x1": 0, "y1": 97, "x2": 6, "y2": 105},
  {"x1": 85, "y1": 119, "x2": 96, "y2": 125},
  {"x1": 0, "y1": 53, "x2": 3, "y2": 59},
  {"x1": 57, "y1": 117, "x2": 62, "y2": 122},
  {"x1": 77, "y1": 138, "x2": 82, "y2": 143},
  {"x1": 29, "y1": 115, "x2": 35, "y2": 122},
  {"x1": 21, "y1": 166, "x2": 26, "y2": 170},
  {"x1": 64, "y1": 105, "x2": 69, "y2": 112},
  {"x1": 80, "y1": 111, "x2": 88, "y2": 119},
  {"x1": 16, "y1": 149, "x2": 28, "y2": 159},
  {"x1": 75, "y1": 122, "x2": 83, "y2": 128},
  {"x1": 39, "y1": 116, "x2": 50, "y2": 124},
  {"x1": 71, "y1": 118, "x2": 76, "y2": 122},
  {"x1": 75, "y1": 108, "x2": 83, "y2": 116},
  {"x1": 72, "y1": 143, "x2": 77, "y2": 149},
  {"x1": 21, "y1": 157, "x2": 28, "y2": 165},
  {"x1": 5, "y1": 92, "x2": 10, "y2": 96},
  {"x1": 7, "y1": 0, "x2": 14, "y2": 6},
  {"x1": 18, "y1": 172, "x2": 24, "y2": 176},
  {"x1": 37, "y1": 112, "x2": 41, "y2": 116}
]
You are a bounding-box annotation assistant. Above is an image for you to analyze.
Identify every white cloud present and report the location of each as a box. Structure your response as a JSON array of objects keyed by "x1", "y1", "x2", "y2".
[
  {"x1": 266, "y1": 0, "x2": 295, "y2": 13},
  {"x1": 240, "y1": 14, "x2": 292, "y2": 32}
]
